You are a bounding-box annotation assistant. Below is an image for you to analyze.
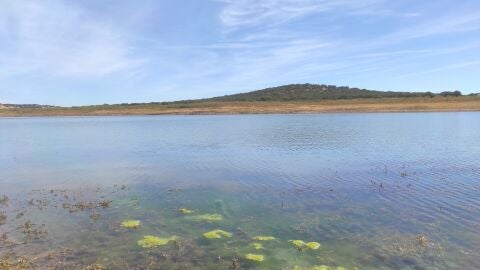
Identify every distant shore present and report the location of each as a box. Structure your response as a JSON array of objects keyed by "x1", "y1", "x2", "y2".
[{"x1": 1, "y1": 97, "x2": 480, "y2": 117}]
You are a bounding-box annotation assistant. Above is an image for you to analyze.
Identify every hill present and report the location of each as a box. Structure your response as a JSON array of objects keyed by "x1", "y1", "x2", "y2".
[
  {"x1": 0, "y1": 84, "x2": 477, "y2": 116},
  {"x1": 203, "y1": 84, "x2": 461, "y2": 102}
]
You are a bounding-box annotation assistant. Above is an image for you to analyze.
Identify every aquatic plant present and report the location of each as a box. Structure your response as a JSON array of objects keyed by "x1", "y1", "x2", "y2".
[
  {"x1": 251, "y1": 243, "x2": 263, "y2": 249},
  {"x1": 0, "y1": 211, "x2": 6, "y2": 225},
  {"x1": 252, "y1": 235, "x2": 276, "y2": 241},
  {"x1": 231, "y1": 256, "x2": 240, "y2": 269},
  {"x1": 293, "y1": 265, "x2": 347, "y2": 270},
  {"x1": 98, "y1": 200, "x2": 111, "y2": 208},
  {"x1": 82, "y1": 263, "x2": 107, "y2": 270},
  {"x1": 245, "y1": 253, "x2": 264, "y2": 262},
  {"x1": 203, "y1": 229, "x2": 232, "y2": 239},
  {"x1": 138, "y1": 235, "x2": 177, "y2": 248},
  {"x1": 178, "y1": 208, "x2": 194, "y2": 214},
  {"x1": 289, "y1": 240, "x2": 321, "y2": 250},
  {"x1": 187, "y1": 213, "x2": 223, "y2": 222},
  {"x1": 0, "y1": 195, "x2": 8, "y2": 207},
  {"x1": 305, "y1": 242, "x2": 321, "y2": 249},
  {"x1": 417, "y1": 234, "x2": 428, "y2": 247},
  {"x1": 0, "y1": 256, "x2": 31, "y2": 269},
  {"x1": 89, "y1": 211, "x2": 100, "y2": 220},
  {"x1": 121, "y1": 219, "x2": 141, "y2": 229},
  {"x1": 21, "y1": 220, "x2": 48, "y2": 241}
]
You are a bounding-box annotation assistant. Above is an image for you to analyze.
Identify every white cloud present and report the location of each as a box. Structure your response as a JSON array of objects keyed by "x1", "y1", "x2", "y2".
[
  {"x1": 217, "y1": 0, "x2": 386, "y2": 29},
  {"x1": 0, "y1": 0, "x2": 144, "y2": 78}
]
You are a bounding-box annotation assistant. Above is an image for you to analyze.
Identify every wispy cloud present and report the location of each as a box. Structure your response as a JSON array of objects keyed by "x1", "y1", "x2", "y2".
[
  {"x1": 217, "y1": 0, "x2": 387, "y2": 29},
  {"x1": 1, "y1": 0, "x2": 479, "y2": 105},
  {"x1": 0, "y1": 0, "x2": 144, "y2": 79}
]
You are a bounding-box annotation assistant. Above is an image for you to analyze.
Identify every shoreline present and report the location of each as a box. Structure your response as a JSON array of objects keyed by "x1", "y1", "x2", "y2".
[{"x1": 1, "y1": 97, "x2": 480, "y2": 117}]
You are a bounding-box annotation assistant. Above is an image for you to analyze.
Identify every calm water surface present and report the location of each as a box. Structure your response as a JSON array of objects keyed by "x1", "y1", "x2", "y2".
[{"x1": 0, "y1": 113, "x2": 479, "y2": 269}]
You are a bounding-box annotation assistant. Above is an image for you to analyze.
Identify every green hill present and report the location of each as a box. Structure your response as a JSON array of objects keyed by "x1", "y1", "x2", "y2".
[{"x1": 204, "y1": 84, "x2": 461, "y2": 102}]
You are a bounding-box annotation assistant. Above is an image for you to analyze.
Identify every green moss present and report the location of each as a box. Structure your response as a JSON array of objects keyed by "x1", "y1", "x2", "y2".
[
  {"x1": 137, "y1": 235, "x2": 177, "y2": 248},
  {"x1": 178, "y1": 208, "x2": 194, "y2": 214},
  {"x1": 245, "y1": 253, "x2": 264, "y2": 262},
  {"x1": 252, "y1": 235, "x2": 276, "y2": 241},
  {"x1": 187, "y1": 213, "x2": 223, "y2": 222},
  {"x1": 121, "y1": 220, "x2": 140, "y2": 229},
  {"x1": 203, "y1": 229, "x2": 232, "y2": 239},
  {"x1": 289, "y1": 240, "x2": 321, "y2": 250},
  {"x1": 251, "y1": 243, "x2": 263, "y2": 250}
]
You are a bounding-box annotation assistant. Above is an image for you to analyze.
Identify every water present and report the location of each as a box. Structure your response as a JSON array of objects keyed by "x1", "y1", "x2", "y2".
[{"x1": 0, "y1": 113, "x2": 479, "y2": 269}]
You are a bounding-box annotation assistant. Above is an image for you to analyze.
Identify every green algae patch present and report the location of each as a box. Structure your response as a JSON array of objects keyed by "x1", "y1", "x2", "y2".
[
  {"x1": 245, "y1": 253, "x2": 264, "y2": 262},
  {"x1": 289, "y1": 240, "x2": 321, "y2": 250},
  {"x1": 121, "y1": 220, "x2": 140, "y2": 229},
  {"x1": 203, "y1": 229, "x2": 232, "y2": 239},
  {"x1": 187, "y1": 213, "x2": 223, "y2": 222},
  {"x1": 137, "y1": 235, "x2": 177, "y2": 248},
  {"x1": 251, "y1": 242, "x2": 264, "y2": 250},
  {"x1": 293, "y1": 265, "x2": 342, "y2": 270},
  {"x1": 252, "y1": 235, "x2": 276, "y2": 241},
  {"x1": 178, "y1": 208, "x2": 194, "y2": 214},
  {"x1": 305, "y1": 242, "x2": 321, "y2": 250}
]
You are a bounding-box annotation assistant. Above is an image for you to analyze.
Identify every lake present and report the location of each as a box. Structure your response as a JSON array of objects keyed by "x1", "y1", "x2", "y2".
[{"x1": 1, "y1": 113, "x2": 479, "y2": 269}]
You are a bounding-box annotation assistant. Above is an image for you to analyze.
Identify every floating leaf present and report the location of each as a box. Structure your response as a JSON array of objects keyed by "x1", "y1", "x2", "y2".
[
  {"x1": 203, "y1": 229, "x2": 232, "y2": 239},
  {"x1": 245, "y1": 253, "x2": 264, "y2": 262},
  {"x1": 121, "y1": 220, "x2": 140, "y2": 229}
]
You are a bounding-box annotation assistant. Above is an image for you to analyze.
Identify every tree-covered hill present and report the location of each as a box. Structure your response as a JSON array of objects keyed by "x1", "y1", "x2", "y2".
[{"x1": 205, "y1": 84, "x2": 461, "y2": 102}]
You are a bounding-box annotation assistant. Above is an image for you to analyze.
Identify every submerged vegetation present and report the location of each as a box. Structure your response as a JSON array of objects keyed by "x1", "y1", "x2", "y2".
[
  {"x1": 203, "y1": 229, "x2": 232, "y2": 239},
  {"x1": 251, "y1": 243, "x2": 264, "y2": 250},
  {"x1": 245, "y1": 253, "x2": 265, "y2": 262},
  {"x1": 177, "y1": 208, "x2": 194, "y2": 214},
  {"x1": 186, "y1": 213, "x2": 223, "y2": 222},
  {"x1": 121, "y1": 219, "x2": 141, "y2": 229},
  {"x1": 252, "y1": 235, "x2": 276, "y2": 241},
  {"x1": 0, "y1": 165, "x2": 474, "y2": 269},
  {"x1": 290, "y1": 240, "x2": 321, "y2": 251},
  {"x1": 137, "y1": 235, "x2": 177, "y2": 248},
  {"x1": 0, "y1": 195, "x2": 9, "y2": 207}
]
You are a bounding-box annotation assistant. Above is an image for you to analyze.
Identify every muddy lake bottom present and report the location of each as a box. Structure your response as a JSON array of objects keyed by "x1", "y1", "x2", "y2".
[{"x1": 1, "y1": 113, "x2": 479, "y2": 269}]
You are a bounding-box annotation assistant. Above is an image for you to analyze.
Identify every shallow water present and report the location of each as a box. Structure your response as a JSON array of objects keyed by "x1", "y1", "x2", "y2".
[{"x1": 0, "y1": 113, "x2": 479, "y2": 269}]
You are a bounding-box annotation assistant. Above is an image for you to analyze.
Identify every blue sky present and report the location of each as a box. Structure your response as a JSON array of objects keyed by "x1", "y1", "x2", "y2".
[{"x1": 1, "y1": 0, "x2": 479, "y2": 106}]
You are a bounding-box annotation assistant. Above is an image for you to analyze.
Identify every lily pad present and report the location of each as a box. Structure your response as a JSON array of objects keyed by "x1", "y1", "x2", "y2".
[
  {"x1": 121, "y1": 220, "x2": 140, "y2": 229},
  {"x1": 245, "y1": 253, "x2": 264, "y2": 262},
  {"x1": 203, "y1": 229, "x2": 232, "y2": 239}
]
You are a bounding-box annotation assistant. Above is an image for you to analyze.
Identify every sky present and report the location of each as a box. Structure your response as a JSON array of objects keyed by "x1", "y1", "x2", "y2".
[{"x1": 0, "y1": 0, "x2": 479, "y2": 106}]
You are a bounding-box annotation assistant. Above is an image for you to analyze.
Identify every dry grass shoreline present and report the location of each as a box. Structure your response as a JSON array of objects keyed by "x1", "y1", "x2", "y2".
[{"x1": 1, "y1": 97, "x2": 479, "y2": 117}]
